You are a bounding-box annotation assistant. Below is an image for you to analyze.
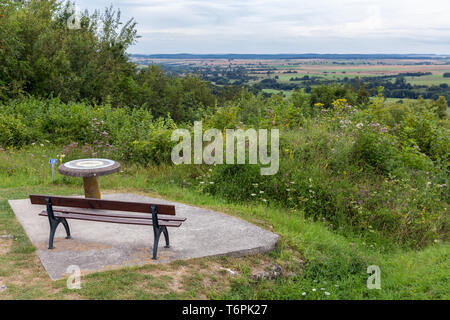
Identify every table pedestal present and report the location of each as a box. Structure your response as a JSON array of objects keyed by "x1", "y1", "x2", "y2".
[{"x1": 83, "y1": 176, "x2": 101, "y2": 199}]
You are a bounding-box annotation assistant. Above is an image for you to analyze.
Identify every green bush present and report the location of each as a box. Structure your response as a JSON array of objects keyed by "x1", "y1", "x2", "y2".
[
  {"x1": 350, "y1": 126, "x2": 397, "y2": 174},
  {"x1": 0, "y1": 114, "x2": 30, "y2": 148}
]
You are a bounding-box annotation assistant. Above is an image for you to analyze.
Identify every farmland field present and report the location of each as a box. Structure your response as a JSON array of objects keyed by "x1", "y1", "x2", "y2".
[
  {"x1": 131, "y1": 55, "x2": 450, "y2": 101},
  {"x1": 132, "y1": 56, "x2": 450, "y2": 81}
]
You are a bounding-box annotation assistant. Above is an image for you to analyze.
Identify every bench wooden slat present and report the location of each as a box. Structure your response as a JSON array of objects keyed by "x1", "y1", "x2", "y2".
[
  {"x1": 46, "y1": 208, "x2": 187, "y2": 222},
  {"x1": 30, "y1": 194, "x2": 176, "y2": 215},
  {"x1": 38, "y1": 211, "x2": 182, "y2": 227}
]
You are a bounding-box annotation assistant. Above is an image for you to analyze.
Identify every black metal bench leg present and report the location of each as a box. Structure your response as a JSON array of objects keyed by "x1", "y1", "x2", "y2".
[
  {"x1": 61, "y1": 218, "x2": 72, "y2": 239},
  {"x1": 48, "y1": 220, "x2": 60, "y2": 249},
  {"x1": 162, "y1": 226, "x2": 170, "y2": 248},
  {"x1": 152, "y1": 228, "x2": 162, "y2": 260}
]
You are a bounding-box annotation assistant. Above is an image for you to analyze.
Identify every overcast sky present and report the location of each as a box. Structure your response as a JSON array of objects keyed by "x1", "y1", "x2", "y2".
[{"x1": 73, "y1": 0, "x2": 450, "y2": 54}]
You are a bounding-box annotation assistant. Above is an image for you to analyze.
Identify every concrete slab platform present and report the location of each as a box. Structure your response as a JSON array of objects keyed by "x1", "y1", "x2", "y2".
[{"x1": 8, "y1": 193, "x2": 279, "y2": 280}]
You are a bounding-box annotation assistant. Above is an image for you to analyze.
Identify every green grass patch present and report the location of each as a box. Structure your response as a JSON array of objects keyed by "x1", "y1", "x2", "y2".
[{"x1": 0, "y1": 146, "x2": 448, "y2": 300}]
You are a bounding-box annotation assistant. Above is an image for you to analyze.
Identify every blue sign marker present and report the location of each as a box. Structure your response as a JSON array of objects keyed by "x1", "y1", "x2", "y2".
[{"x1": 49, "y1": 159, "x2": 57, "y2": 183}]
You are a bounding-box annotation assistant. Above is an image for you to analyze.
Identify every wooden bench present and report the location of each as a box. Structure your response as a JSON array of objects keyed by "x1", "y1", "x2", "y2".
[{"x1": 29, "y1": 195, "x2": 186, "y2": 260}]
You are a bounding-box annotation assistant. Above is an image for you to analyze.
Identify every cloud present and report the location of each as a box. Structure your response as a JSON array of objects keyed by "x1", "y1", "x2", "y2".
[{"x1": 74, "y1": 0, "x2": 450, "y2": 53}]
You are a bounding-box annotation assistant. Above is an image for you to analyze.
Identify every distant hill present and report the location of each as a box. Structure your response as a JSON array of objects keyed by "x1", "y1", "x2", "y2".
[{"x1": 131, "y1": 53, "x2": 447, "y2": 60}]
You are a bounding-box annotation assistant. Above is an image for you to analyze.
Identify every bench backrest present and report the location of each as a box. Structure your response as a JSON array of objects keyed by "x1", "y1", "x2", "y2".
[{"x1": 29, "y1": 194, "x2": 176, "y2": 215}]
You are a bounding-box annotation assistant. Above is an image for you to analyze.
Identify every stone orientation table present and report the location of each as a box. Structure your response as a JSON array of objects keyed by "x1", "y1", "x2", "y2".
[{"x1": 58, "y1": 158, "x2": 120, "y2": 199}]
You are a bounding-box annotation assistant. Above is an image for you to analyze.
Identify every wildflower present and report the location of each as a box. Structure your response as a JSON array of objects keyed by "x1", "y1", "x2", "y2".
[
  {"x1": 259, "y1": 191, "x2": 264, "y2": 194},
  {"x1": 262, "y1": 199, "x2": 267, "y2": 202},
  {"x1": 200, "y1": 181, "x2": 205, "y2": 184},
  {"x1": 324, "y1": 292, "x2": 330, "y2": 296},
  {"x1": 312, "y1": 288, "x2": 316, "y2": 292},
  {"x1": 356, "y1": 123, "x2": 364, "y2": 129},
  {"x1": 302, "y1": 292, "x2": 306, "y2": 296},
  {"x1": 251, "y1": 193, "x2": 256, "y2": 196},
  {"x1": 209, "y1": 181, "x2": 214, "y2": 184}
]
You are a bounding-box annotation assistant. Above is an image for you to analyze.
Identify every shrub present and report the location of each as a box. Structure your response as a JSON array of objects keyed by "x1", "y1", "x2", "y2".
[
  {"x1": 310, "y1": 84, "x2": 358, "y2": 108},
  {"x1": 0, "y1": 114, "x2": 30, "y2": 148},
  {"x1": 350, "y1": 125, "x2": 397, "y2": 174}
]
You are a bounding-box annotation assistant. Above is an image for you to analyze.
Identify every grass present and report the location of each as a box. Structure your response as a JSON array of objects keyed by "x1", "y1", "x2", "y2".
[
  {"x1": 0, "y1": 145, "x2": 448, "y2": 300},
  {"x1": 405, "y1": 74, "x2": 450, "y2": 86}
]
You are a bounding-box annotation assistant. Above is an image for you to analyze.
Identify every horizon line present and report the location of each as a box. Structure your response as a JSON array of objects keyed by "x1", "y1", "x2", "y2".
[{"x1": 129, "y1": 53, "x2": 450, "y2": 57}]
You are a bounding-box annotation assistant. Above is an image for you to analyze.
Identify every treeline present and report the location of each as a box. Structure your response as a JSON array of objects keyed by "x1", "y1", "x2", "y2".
[
  {"x1": 257, "y1": 73, "x2": 450, "y2": 105},
  {"x1": 344, "y1": 76, "x2": 450, "y2": 103}
]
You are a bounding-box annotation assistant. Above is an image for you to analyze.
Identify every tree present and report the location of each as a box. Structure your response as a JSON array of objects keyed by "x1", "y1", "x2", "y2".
[
  {"x1": 310, "y1": 84, "x2": 358, "y2": 108},
  {"x1": 434, "y1": 96, "x2": 448, "y2": 119},
  {"x1": 0, "y1": 0, "x2": 139, "y2": 105}
]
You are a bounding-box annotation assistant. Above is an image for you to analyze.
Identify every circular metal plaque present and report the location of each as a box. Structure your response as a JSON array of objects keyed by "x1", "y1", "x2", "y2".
[{"x1": 59, "y1": 158, "x2": 121, "y2": 177}]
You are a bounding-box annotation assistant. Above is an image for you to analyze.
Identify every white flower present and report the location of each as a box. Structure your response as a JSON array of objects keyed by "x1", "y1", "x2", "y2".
[
  {"x1": 259, "y1": 191, "x2": 264, "y2": 194},
  {"x1": 312, "y1": 288, "x2": 316, "y2": 292},
  {"x1": 356, "y1": 123, "x2": 364, "y2": 129},
  {"x1": 210, "y1": 181, "x2": 214, "y2": 184},
  {"x1": 200, "y1": 181, "x2": 205, "y2": 184},
  {"x1": 324, "y1": 292, "x2": 330, "y2": 296},
  {"x1": 251, "y1": 193, "x2": 256, "y2": 196},
  {"x1": 302, "y1": 292, "x2": 306, "y2": 296}
]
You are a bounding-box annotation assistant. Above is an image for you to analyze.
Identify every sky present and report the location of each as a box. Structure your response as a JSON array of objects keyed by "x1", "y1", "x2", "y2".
[{"x1": 73, "y1": 0, "x2": 450, "y2": 54}]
